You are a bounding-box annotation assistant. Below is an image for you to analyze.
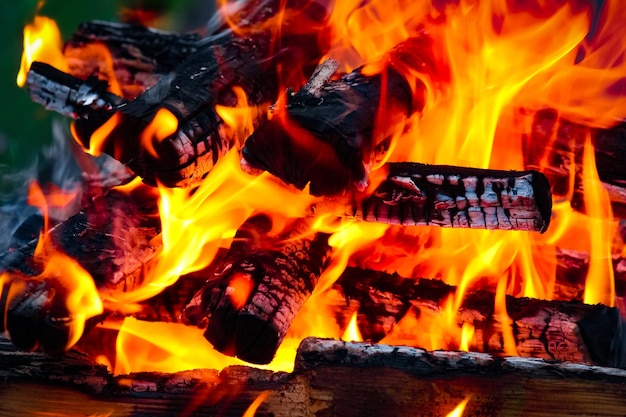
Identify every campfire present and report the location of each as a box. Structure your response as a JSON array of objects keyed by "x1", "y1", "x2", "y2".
[{"x1": 3, "y1": 0, "x2": 626, "y2": 415}]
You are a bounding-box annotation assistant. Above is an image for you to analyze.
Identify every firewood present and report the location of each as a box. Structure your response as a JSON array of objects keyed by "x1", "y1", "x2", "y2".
[
  {"x1": 241, "y1": 33, "x2": 439, "y2": 196},
  {"x1": 0, "y1": 187, "x2": 160, "y2": 288},
  {"x1": 523, "y1": 108, "x2": 626, "y2": 216},
  {"x1": 64, "y1": 20, "x2": 201, "y2": 97},
  {"x1": 336, "y1": 267, "x2": 626, "y2": 368},
  {"x1": 26, "y1": 0, "x2": 330, "y2": 189},
  {"x1": 182, "y1": 214, "x2": 331, "y2": 364},
  {"x1": 3, "y1": 335, "x2": 626, "y2": 417},
  {"x1": 334, "y1": 162, "x2": 552, "y2": 232}
]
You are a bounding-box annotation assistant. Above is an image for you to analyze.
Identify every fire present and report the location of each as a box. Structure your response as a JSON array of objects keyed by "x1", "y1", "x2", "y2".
[
  {"x1": 341, "y1": 311, "x2": 364, "y2": 342},
  {"x1": 140, "y1": 108, "x2": 179, "y2": 159},
  {"x1": 17, "y1": 15, "x2": 67, "y2": 87},
  {"x1": 445, "y1": 397, "x2": 470, "y2": 417},
  {"x1": 14, "y1": 0, "x2": 626, "y2": 381},
  {"x1": 243, "y1": 391, "x2": 270, "y2": 417}
]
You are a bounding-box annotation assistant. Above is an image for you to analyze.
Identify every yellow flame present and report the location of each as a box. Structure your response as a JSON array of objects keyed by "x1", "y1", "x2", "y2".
[
  {"x1": 17, "y1": 16, "x2": 68, "y2": 87},
  {"x1": 459, "y1": 322, "x2": 474, "y2": 352},
  {"x1": 581, "y1": 133, "x2": 615, "y2": 306},
  {"x1": 341, "y1": 311, "x2": 364, "y2": 342},
  {"x1": 445, "y1": 397, "x2": 470, "y2": 417}
]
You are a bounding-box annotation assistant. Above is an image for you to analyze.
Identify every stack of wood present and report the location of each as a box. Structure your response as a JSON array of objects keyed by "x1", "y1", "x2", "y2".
[{"x1": 4, "y1": 0, "x2": 626, "y2": 391}]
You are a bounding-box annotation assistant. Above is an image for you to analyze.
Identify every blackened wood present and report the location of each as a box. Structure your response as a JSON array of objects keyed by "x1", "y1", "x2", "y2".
[
  {"x1": 64, "y1": 0, "x2": 329, "y2": 188},
  {"x1": 4, "y1": 336, "x2": 626, "y2": 417},
  {"x1": 65, "y1": 20, "x2": 201, "y2": 96},
  {"x1": 241, "y1": 34, "x2": 438, "y2": 196},
  {"x1": 523, "y1": 108, "x2": 626, "y2": 216},
  {"x1": 182, "y1": 215, "x2": 331, "y2": 364},
  {"x1": 339, "y1": 162, "x2": 552, "y2": 232},
  {"x1": 27, "y1": 62, "x2": 125, "y2": 118},
  {"x1": 0, "y1": 187, "x2": 160, "y2": 288},
  {"x1": 336, "y1": 267, "x2": 626, "y2": 368}
]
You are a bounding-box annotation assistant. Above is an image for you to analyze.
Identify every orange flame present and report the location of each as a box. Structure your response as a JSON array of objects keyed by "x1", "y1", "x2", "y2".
[
  {"x1": 140, "y1": 108, "x2": 179, "y2": 159},
  {"x1": 20, "y1": 0, "x2": 626, "y2": 373},
  {"x1": 17, "y1": 15, "x2": 68, "y2": 87},
  {"x1": 243, "y1": 391, "x2": 270, "y2": 417}
]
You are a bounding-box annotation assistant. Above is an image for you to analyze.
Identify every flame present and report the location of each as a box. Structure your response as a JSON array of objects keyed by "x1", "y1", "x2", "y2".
[
  {"x1": 243, "y1": 391, "x2": 270, "y2": 417},
  {"x1": 341, "y1": 311, "x2": 364, "y2": 342},
  {"x1": 445, "y1": 397, "x2": 470, "y2": 417},
  {"x1": 17, "y1": 16, "x2": 68, "y2": 87},
  {"x1": 227, "y1": 272, "x2": 255, "y2": 310},
  {"x1": 215, "y1": 86, "x2": 258, "y2": 142},
  {"x1": 140, "y1": 108, "x2": 179, "y2": 159},
  {"x1": 581, "y1": 133, "x2": 615, "y2": 306},
  {"x1": 19, "y1": 0, "x2": 626, "y2": 375},
  {"x1": 23, "y1": 181, "x2": 103, "y2": 350}
]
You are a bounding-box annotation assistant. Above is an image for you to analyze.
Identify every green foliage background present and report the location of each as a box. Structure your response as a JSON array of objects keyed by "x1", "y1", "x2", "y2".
[{"x1": 0, "y1": 0, "x2": 204, "y2": 176}]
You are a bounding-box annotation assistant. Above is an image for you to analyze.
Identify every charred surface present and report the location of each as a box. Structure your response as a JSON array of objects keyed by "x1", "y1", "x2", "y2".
[
  {"x1": 3, "y1": 336, "x2": 626, "y2": 417},
  {"x1": 337, "y1": 267, "x2": 626, "y2": 367},
  {"x1": 523, "y1": 108, "x2": 626, "y2": 216},
  {"x1": 339, "y1": 162, "x2": 552, "y2": 232},
  {"x1": 241, "y1": 34, "x2": 438, "y2": 196},
  {"x1": 182, "y1": 215, "x2": 331, "y2": 364}
]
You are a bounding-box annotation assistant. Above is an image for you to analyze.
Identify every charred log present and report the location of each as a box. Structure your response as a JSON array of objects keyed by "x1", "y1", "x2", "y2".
[
  {"x1": 182, "y1": 215, "x2": 331, "y2": 364},
  {"x1": 27, "y1": 62, "x2": 125, "y2": 118},
  {"x1": 0, "y1": 187, "x2": 160, "y2": 288},
  {"x1": 523, "y1": 108, "x2": 626, "y2": 216},
  {"x1": 333, "y1": 162, "x2": 552, "y2": 232},
  {"x1": 3, "y1": 335, "x2": 626, "y2": 417},
  {"x1": 241, "y1": 34, "x2": 440, "y2": 196},
  {"x1": 337, "y1": 267, "x2": 626, "y2": 368},
  {"x1": 27, "y1": 0, "x2": 331, "y2": 188},
  {"x1": 64, "y1": 20, "x2": 201, "y2": 97}
]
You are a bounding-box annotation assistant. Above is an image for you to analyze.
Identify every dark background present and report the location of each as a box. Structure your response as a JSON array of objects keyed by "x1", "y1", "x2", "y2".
[{"x1": 0, "y1": 0, "x2": 212, "y2": 178}]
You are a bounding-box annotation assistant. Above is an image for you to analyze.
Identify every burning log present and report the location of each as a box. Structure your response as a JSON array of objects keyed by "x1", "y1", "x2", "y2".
[
  {"x1": 336, "y1": 267, "x2": 626, "y2": 368},
  {"x1": 26, "y1": 0, "x2": 330, "y2": 188},
  {"x1": 241, "y1": 34, "x2": 440, "y2": 196},
  {"x1": 3, "y1": 335, "x2": 626, "y2": 417},
  {"x1": 182, "y1": 214, "x2": 331, "y2": 364},
  {"x1": 334, "y1": 162, "x2": 552, "y2": 232},
  {"x1": 523, "y1": 108, "x2": 626, "y2": 216},
  {"x1": 64, "y1": 20, "x2": 201, "y2": 97}
]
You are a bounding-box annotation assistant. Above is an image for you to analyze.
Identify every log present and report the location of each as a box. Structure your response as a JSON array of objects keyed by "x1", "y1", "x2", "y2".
[
  {"x1": 241, "y1": 33, "x2": 439, "y2": 196},
  {"x1": 522, "y1": 108, "x2": 626, "y2": 216},
  {"x1": 334, "y1": 162, "x2": 552, "y2": 232},
  {"x1": 182, "y1": 214, "x2": 331, "y2": 364},
  {"x1": 27, "y1": 0, "x2": 331, "y2": 188},
  {"x1": 64, "y1": 20, "x2": 201, "y2": 98},
  {"x1": 336, "y1": 267, "x2": 626, "y2": 368},
  {"x1": 3, "y1": 336, "x2": 626, "y2": 417},
  {"x1": 0, "y1": 187, "x2": 160, "y2": 288}
]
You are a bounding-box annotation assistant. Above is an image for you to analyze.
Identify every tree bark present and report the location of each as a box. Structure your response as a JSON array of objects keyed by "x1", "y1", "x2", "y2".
[{"x1": 182, "y1": 215, "x2": 331, "y2": 364}]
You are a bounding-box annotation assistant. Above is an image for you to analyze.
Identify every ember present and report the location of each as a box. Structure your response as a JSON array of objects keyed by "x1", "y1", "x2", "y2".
[{"x1": 3, "y1": 0, "x2": 626, "y2": 415}]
